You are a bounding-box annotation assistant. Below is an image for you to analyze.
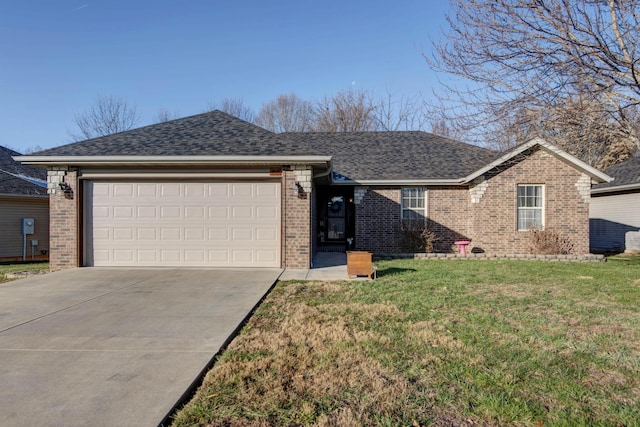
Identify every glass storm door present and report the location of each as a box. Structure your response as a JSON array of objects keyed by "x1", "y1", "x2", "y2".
[{"x1": 326, "y1": 195, "x2": 346, "y2": 241}]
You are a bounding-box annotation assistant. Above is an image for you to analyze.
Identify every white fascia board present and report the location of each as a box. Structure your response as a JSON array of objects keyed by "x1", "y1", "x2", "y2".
[
  {"x1": 463, "y1": 137, "x2": 613, "y2": 184},
  {"x1": 14, "y1": 155, "x2": 332, "y2": 167},
  {"x1": 331, "y1": 179, "x2": 464, "y2": 186},
  {"x1": 591, "y1": 182, "x2": 640, "y2": 195}
]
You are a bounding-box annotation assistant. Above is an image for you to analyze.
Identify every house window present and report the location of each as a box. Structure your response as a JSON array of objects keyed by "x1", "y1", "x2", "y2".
[
  {"x1": 517, "y1": 185, "x2": 544, "y2": 230},
  {"x1": 401, "y1": 188, "x2": 426, "y2": 221}
]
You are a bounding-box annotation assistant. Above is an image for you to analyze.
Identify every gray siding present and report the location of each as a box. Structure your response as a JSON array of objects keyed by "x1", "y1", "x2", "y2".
[
  {"x1": 0, "y1": 197, "x2": 50, "y2": 259},
  {"x1": 590, "y1": 192, "x2": 640, "y2": 251}
]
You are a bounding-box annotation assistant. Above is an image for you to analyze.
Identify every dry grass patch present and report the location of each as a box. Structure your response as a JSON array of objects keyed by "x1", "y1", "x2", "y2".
[
  {"x1": 173, "y1": 282, "x2": 432, "y2": 426},
  {"x1": 172, "y1": 258, "x2": 640, "y2": 426}
]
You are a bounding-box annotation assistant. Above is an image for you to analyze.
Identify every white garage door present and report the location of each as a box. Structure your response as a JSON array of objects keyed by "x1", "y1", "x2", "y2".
[{"x1": 84, "y1": 181, "x2": 281, "y2": 267}]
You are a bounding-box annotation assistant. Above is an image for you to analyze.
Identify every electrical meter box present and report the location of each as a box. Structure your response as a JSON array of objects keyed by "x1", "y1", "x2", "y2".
[{"x1": 23, "y1": 218, "x2": 35, "y2": 234}]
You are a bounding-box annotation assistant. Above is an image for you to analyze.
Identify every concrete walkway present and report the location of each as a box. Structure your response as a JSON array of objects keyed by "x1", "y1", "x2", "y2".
[
  {"x1": 280, "y1": 252, "x2": 350, "y2": 281},
  {"x1": 0, "y1": 267, "x2": 281, "y2": 427}
]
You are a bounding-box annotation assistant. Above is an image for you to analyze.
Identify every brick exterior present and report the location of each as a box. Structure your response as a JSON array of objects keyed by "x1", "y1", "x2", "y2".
[
  {"x1": 355, "y1": 187, "x2": 402, "y2": 253},
  {"x1": 354, "y1": 147, "x2": 591, "y2": 255},
  {"x1": 283, "y1": 168, "x2": 312, "y2": 268},
  {"x1": 46, "y1": 146, "x2": 591, "y2": 270},
  {"x1": 428, "y1": 186, "x2": 472, "y2": 252},
  {"x1": 48, "y1": 168, "x2": 80, "y2": 270},
  {"x1": 469, "y1": 147, "x2": 590, "y2": 255}
]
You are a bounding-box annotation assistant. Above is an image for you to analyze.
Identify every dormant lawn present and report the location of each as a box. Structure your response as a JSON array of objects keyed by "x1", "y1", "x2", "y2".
[{"x1": 173, "y1": 256, "x2": 640, "y2": 426}]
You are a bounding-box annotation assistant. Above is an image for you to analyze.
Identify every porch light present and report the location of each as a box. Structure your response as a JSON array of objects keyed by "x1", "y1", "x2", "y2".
[{"x1": 59, "y1": 182, "x2": 74, "y2": 199}]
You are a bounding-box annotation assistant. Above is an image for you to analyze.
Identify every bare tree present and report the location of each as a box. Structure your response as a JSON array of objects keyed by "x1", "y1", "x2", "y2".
[
  {"x1": 428, "y1": 0, "x2": 640, "y2": 165},
  {"x1": 372, "y1": 90, "x2": 429, "y2": 131},
  {"x1": 428, "y1": 116, "x2": 465, "y2": 141},
  {"x1": 154, "y1": 107, "x2": 180, "y2": 123},
  {"x1": 254, "y1": 93, "x2": 314, "y2": 132},
  {"x1": 23, "y1": 145, "x2": 44, "y2": 154},
  {"x1": 206, "y1": 98, "x2": 255, "y2": 123},
  {"x1": 71, "y1": 95, "x2": 140, "y2": 141},
  {"x1": 313, "y1": 89, "x2": 377, "y2": 132}
]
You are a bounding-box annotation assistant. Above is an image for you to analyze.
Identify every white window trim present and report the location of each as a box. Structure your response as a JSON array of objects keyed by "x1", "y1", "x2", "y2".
[
  {"x1": 401, "y1": 187, "x2": 427, "y2": 221},
  {"x1": 517, "y1": 184, "x2": 545, "y2": 231}
]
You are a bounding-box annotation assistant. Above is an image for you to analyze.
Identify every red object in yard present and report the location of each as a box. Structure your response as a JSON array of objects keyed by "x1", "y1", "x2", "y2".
[{"x1": 454, "y1": 240, "x2": 471, "y2": 255}]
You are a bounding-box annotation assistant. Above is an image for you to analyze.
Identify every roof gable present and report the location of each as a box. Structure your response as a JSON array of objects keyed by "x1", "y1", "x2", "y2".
[
  {"x1": 464, "y1": 137, "x2": 612, "y2": 184},
  {"x1": 32, "y1": 111, "x2": 286, "y2": 157}
]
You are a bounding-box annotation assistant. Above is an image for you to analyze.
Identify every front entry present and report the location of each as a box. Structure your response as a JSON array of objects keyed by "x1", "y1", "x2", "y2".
[{"x1": 316, "y1": 187, "x2": 355, "y2": 251}]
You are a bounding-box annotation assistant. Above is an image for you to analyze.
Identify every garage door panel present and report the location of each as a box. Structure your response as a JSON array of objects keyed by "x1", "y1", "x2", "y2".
[
  {"x1": 161, "y1": 206, "x2": 181, "y2": 219},
  {"x1": 137, "y1": 229, "x2": 157, "y2": 240},
  {"x1": 137, "y1": 206, "x2": 157, "y2": 219},
  {"x1": 113, "y1": 228, "x2": 133, "y2": 240},
  {"x1": 208, "y1": 250, "x2": 228, "y2": 263},
  {"x1": 257, "y1": 250, "x2": 277, "y2": 262},
  {"x1": 113, "y1": 183, "x2": 134, "y2": 196},
  {"x1": 232, "y1": 250, "x2": 253, "y2": 263},
  {"x1": 113, "y1": 206, "x2": 133, "y2": 219},
  {"x1": 161, "y1": 250, "x2": 181, "y2": 262},
  {"x1": 138, "y1": 250, "x2": 158, "y2": 262},
  {"x1": 113, "y1": 250, "x2": 134, "y2": 262},
  {"x1": 86, "y1": 181, "x2": 281, "y2": 267}
]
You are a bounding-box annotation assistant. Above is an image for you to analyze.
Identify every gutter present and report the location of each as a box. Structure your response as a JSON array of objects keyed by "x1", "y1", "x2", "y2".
[
  {"x1": 591, "y1": 182, "x2": 640, "y2": 195},
  {"x1": 330, "y1": 178, "x2": 464, "y2": 186},
  {"x1": 14, "y1": 155, "x2": 333, "y2": 167}
]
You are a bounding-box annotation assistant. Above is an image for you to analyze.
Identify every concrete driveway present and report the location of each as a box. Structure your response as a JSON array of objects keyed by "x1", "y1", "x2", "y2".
[{"x1": 0, "y1": 267, "x2": 282, "y2": 427}]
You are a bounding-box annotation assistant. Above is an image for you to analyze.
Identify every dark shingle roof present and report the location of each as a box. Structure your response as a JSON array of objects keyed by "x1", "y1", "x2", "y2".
[
  {"x1": 282, "y1": 132, "x2": 496, "y2": 180},
  {"x1": 594, "y1": 156, "x2": 640, "y2": 191},
  {"x1": 0, "y1": 146, "x2": 47, "y2": 196},
  {"x1": 33, "y1": 111, "x2": 289, "y2": 156},
  {"x1": 28, "y1": 110, "x2": 497, "y2": 181}
]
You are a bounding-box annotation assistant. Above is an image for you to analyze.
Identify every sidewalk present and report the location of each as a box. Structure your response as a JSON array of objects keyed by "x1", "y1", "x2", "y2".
[{"x1": 279, "y1": 252, "x2": 349, "y2": 281}]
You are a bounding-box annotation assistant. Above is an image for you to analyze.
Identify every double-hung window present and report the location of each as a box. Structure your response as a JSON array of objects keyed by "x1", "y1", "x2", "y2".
[
  {"x1": 401, "y1": 188, "x2": 426, "y2": 221},
  {"x1": 517, "y1": 185, "x2": 544, "y2": 230}
]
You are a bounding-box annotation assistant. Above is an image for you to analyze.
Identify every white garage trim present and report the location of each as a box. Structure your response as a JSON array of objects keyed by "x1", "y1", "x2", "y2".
[{"x1": 84, "y1": 180, "x2": 281, "y2": 267}]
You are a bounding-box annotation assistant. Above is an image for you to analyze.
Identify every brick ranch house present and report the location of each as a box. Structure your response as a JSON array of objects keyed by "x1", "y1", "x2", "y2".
[{"x1": 16, "y1": 111, "x2": 611, "y2": 271}]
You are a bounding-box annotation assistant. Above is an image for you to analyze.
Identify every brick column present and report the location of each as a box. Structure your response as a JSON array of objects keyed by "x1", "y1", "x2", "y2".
[
  {"x1": 283, "y1": 167, "x2": 311, "y2": 269},
  {"x1": 48, "y1": 167, "x2": 80, "y2": 270}
]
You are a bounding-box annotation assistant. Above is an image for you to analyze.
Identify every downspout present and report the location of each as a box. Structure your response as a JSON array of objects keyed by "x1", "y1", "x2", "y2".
[{"x1": 312, "y1": 164, "x2": 333, "y2": 181}]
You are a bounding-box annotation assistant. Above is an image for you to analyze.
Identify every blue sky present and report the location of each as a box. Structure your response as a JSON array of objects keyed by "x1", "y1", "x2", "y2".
[{"x1": 1, "y1": 0, "x2": 450, "y2": 152}]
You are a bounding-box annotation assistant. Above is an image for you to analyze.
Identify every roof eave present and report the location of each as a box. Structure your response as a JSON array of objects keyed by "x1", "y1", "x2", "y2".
[
  {"x1": 462, "y1": 137, "x2": 613, "y2": 184},
  {"x1": 591, "y1": 182, "x2": 640, "y2": 195},
  {"x1": 14, "y1": 155, "x2": 333, "y2": 168},
  {"x1": 331, "y1": 179, "x2": 465, "y2": 186}
]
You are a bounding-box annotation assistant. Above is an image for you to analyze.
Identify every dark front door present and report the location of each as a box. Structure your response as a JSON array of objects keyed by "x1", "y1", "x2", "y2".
[
  {"x1": 317, "y1": 187, "x2": 355, "y2": 249},
  {"x1": 326, "y1": 195, "x2": 346, "y2": 241}
]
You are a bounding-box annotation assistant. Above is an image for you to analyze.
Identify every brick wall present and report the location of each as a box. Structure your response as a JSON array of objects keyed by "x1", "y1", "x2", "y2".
[
  {"x1": 283, "y1": 168, "x2": 311, "y2": 268},
  {"x1": 470, "y1": 147, "x2": 590, "y2": 254},
  {"x1": 354, "y1": 147, "x2": 591, "y2": 255},
  {"x1": 355, "y1": 186, "x2": 473, "y2": 253},
  {"x1": 355, "y1": 187, "x2": 402, "y2": 253},
  {"x1": 48, "y1": 167, "x2": 79, "y2": 270},
  {"x1": 428, "y1": 186, "x2": 472, "y2": 252}
]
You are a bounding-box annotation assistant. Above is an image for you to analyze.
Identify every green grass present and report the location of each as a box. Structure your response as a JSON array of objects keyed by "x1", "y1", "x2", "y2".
[
  {"x1": 0, "y1": 262, "x2": 49, "y2": 283},
  {"x1": 172, "y1": 256, "x2": 640, "y2": 426}
]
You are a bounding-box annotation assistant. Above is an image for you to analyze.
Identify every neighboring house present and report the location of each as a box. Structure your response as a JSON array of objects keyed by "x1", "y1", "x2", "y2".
[
  {"x1": 16, "y1": 111, "x2": 610, "y2": 271},
  {"x1": 590, "y1": 156, "x2": 640, "y2": 253},
  {"x1": 0, "y1": 146, "x2": 49, "y2": 261}
]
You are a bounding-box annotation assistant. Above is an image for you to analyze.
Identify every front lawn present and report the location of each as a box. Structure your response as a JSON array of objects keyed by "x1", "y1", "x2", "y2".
[{"x1": 172, "y1": 257, "x2": 640, "y2": 426}]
